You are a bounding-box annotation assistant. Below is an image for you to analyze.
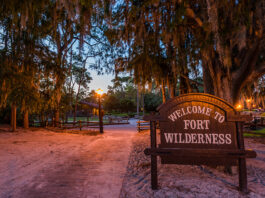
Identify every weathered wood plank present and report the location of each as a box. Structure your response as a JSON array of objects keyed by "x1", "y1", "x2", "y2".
[
  {"x1": 143, "y1": 115, "x2": 167, "y2": 121},
  {"x1": 144, "y1": 93, "x2": 257, "y2": 193},
  {"x1": 150, "y1": 121, "x2": 158, "y2": 190},
  {"x1": 144, "y1": 148, "x2": 256, "y2": 158},
  {"x1": 227, "y1": 114, "x2": 252, "y2": 122}
]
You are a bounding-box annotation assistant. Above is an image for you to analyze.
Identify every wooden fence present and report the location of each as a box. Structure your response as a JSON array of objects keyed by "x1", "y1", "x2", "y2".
[
  {"x1": 244, "y1": 116, "x2": 264, "y2": 129},
  {"x1": 30, "y1": 117, "x2": 129, "y2": 130}
]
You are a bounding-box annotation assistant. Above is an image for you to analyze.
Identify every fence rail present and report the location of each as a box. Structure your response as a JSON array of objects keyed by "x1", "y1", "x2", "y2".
[
  {"x1": 244, "y1": 117, "x2": 264, "y2": 130},
  {"x1": 30, "y1": 117, "x2": 129, "y2": 130},
  {"x1": 137, "y1": 120, "x2": 150, "y2": 132}
]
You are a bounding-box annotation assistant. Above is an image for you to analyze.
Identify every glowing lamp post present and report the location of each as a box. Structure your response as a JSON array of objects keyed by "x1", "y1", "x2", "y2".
[
  {"x1": 246, "y1": 98, "x2": 251, "y2": 110},
  {"x1": 236, "y1": 104, "x2": 242, "y2": 111},
  {"x1": 96, "y1": 88, "x2": 104, "y2": 133}
]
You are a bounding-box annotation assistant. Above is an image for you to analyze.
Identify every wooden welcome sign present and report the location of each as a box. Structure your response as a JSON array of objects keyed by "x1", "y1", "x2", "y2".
[{"x1": 144, "y1": 93, "x2": 256, "y2": 192}]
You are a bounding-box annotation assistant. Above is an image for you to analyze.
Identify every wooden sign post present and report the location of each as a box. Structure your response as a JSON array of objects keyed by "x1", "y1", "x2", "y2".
[{"x1": 144, "y1": 93, "x2": 256, "y2": 192}]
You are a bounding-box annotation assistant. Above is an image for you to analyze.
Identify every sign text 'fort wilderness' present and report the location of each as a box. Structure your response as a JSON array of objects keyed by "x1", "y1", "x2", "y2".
[{"x1": 144, "y1": 93, "x2": 256, "y2": 193}]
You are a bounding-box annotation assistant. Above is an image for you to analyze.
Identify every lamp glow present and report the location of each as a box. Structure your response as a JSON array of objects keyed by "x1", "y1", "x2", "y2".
[
  {"x1": 96, "y1": 88, "x2": 104, "y2": 133},
  {"x1": 236, "y1": 104, "x2": 242, "y2": 110},
  {"x1": 96, "y1": 88, "x2": 103, "y2": 95}
]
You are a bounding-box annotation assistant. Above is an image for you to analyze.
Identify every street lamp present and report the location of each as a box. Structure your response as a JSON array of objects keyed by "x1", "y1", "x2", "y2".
[
  {"x1": 236, "y1": 104, "x2": 242, "y2": 110},
  {"x1": 246, "y1": 98, "x2": 252, "y2": 110},
  {"x1": 96, "y1": 88, "x2": 104, "y2": 133}
]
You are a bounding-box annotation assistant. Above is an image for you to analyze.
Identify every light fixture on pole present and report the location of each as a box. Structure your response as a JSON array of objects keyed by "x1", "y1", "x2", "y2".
[{"x1": 96, "y1": 88, "x2": 104, "y2": 133}]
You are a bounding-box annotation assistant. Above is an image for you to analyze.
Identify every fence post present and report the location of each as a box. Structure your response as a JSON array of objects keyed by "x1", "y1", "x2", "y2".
[
  {"x1": 237, "y1": 121, "x2": 248, "y2": 193},
  {"x1": 150, "y1": 120, "x2": 158, "y2": 189}
]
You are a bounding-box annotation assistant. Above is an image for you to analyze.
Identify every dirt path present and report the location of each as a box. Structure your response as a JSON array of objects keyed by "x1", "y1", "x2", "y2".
[{"x1": 0, "y1": 122, "x2": 137, "y2": 198}]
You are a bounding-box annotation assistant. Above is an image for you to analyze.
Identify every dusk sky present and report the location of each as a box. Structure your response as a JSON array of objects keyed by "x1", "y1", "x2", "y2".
[{"x1": 89, "y1": 71, "x2": 114, "y2": 93}]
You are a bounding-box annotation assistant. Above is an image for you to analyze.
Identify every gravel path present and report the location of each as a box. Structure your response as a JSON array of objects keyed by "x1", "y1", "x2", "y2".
[
  {"x1": 120, "y1": 131, "x2": 265, "y2": 198},
  {"x1": 0, "y1": 122, "x2": 137, "y2": 198}
]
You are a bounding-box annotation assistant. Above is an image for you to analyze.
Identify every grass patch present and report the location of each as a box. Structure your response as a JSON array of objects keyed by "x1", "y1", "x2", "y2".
[
  {"x1": 244, "y1": 133, "x2": 264, "y2": 137},
  {"x1": 244, "y1": 127, "x2": 265, "y2": 137},
  {"x1": 67, "y1": 117, "x2": 109, "y2": 124},
  {"x1": 67, "y1": 117, "x2": 104, "y2": 122},
  {"x1": 105, "y1": 113, "x2": 129, "y2": 117},
  {"x1": 254, "y1": 128, "x2": 265, "y2": 134}
]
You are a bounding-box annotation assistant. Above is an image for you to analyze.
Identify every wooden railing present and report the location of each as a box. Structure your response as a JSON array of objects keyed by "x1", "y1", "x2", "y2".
[
  {"x1": 136, "y1": 120, "x2": 150, "y2": 132},
  {"x1": 244, "y1": 116, "x2": 264, "y2": 130},
  {"x1": 30, "y1": 117, "x2": 130, "y2": 130}
]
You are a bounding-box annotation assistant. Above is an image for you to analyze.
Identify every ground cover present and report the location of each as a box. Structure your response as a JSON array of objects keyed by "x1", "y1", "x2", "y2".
[{"x1": 120, "y1": 131, "x2": 265, "y2": 198}]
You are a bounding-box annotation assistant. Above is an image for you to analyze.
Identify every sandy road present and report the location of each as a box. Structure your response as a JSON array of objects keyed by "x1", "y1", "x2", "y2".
[{"x1": 0, "y1": 121, "x2": 137, "y2": 198}]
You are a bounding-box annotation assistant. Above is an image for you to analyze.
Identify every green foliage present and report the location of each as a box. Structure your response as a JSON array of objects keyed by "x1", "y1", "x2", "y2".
[
  {"x1": 0, "y1": 0, "x2": 107, "y2": 123},
  {"x1": 144, "y1": 92, "x2": 163, "y2": 112},
  {"x1": 103, "y1": 75, "x2": 163, "y2": 113},
  {"x1": 0, "y1": 0, "x2": 264, "y2": 125},
  {"x1": 120, "y1": 99, "x2": 136, "y2": 112},
  {"x1": 244, "y1": 128, "x2": 265, "y2": 137},
  {"x1": 103, "y1": 95, "x2": 120, "y2": 112}
]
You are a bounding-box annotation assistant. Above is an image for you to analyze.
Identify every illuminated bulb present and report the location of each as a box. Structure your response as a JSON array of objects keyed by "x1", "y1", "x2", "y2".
[
  {"x1": 236, "y1": 104, "x2": 242, "y2": 110},
  {"x1": 96, "y1": 88, "x2": 103, "y2": 95}
]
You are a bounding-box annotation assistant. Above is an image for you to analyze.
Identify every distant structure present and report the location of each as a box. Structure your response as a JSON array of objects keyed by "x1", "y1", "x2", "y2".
[{"x1": 79, "y1": 100, "x2": 103, "y2": 116}]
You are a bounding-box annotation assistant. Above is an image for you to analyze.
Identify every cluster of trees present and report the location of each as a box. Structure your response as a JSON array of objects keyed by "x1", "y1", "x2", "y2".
[
  {"x1": 103, "y1": 75, "x2": 201, "y2": 114},
  {"x1": 0, "y1": 0, "x2": 264, "y2": 130},
  {"x1": 103, "y1": 77, "x2": 138, "y2": 113},
  {"x1": 103, "y1": 76, "x2": 164, "y2": 114},
  {"x1": 107, "y1": 0, "x2": 264, "y2": 105},
  {"x1": 0, "y1": 1, "x2": 110, "y2": 130}
]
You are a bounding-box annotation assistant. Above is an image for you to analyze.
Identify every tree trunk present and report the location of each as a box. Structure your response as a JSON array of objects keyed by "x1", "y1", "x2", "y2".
[
  {"x1": 54, "y1": 87, "x2": 61, "y2": 126},
  {"x1": 23, "y1": 110, "x2": 29, "y2": 129},
  {"x1": 74, "y1": 105, "x2": 77, "y2": 123},
  {"x1": 74, "y1": 82, "x2": 82, "y2": 123},
  {"x1": 202, "y1": 61, "x2": 215, "y2": 95},
  {"x1": 179, "y1": 75, "x2": 191, "y2": 94},
  {"x1": 11, "y1": 104, "x2": 16, "y2": 132},
  {"x1": 136, "y1": 85, "x2": 140, "y2": 116},
  {"x1": 55, "y1": 109, "x2": 60, "y2": 126},
  {"x1": 261, "y1": 96, "x2": 265, "y2": 109},
  {"x1": 161, "y1": 80, "x2": 166, "y2": 103},
  {"x1": 66, "y1": 113, "x2": 68, "y2": 123},
  {"x1": 142, "y1": 93, "x2": 145, "y2": 116},
  {"x1": 170, "y1": 83, "x2": 175, "y2": 98},
  {"x1": 167, "y1": 79, "x2": 175, "y2": 99},
  {"x1": 202, "y1": 48, "x2": 236, "y2": 105}
]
